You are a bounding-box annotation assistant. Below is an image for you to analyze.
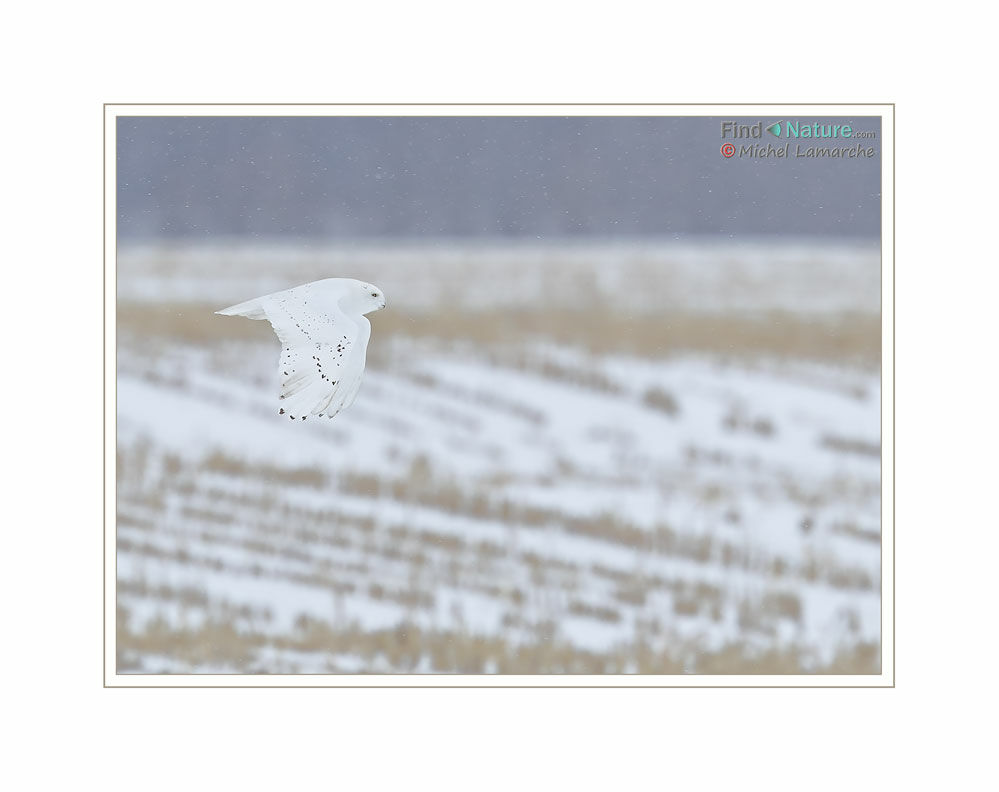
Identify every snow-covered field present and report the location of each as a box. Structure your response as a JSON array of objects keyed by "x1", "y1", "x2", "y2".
[{"x1": 115, "y1": 241, "x2": 882, "y2": 674}]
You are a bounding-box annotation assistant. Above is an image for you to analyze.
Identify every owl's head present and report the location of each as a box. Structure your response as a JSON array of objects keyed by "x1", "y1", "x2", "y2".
[{"x1": 335, "y1": 279, "x2": 386, "y2": 316}]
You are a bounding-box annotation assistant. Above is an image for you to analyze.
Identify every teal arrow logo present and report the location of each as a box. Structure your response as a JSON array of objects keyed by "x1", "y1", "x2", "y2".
[{"x1": 766, "y1": 121, "x2": 782, "y2": 137}]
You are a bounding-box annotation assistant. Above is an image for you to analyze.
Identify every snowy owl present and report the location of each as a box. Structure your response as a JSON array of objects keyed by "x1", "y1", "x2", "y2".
[{"x1": 217, "y1": 278, "x2": 386, "y2": 421}]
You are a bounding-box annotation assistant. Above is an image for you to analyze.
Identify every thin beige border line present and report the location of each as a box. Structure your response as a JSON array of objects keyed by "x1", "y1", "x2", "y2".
[
  {"x1": 108, "y1": 681, "x2": 890, "y2": 687},
  {"x1": 105, "y1": 104, "x2": 894, "y2": 688},
  {"x1": 105, "y1": 103, "x2": 894, "y2": 688},
  {"x1": 103, "y1": 106, "x2": 106, "y2": 687},
  {"x1": 892, "y1": 109, "x2": 896, "y2": 687},
  {"x1": 107, "y1": 102, "x2": 893, "y2": 106}
]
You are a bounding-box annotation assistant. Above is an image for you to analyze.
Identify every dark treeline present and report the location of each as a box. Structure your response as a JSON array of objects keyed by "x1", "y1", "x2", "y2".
[{"x1": 117, "y1": 116, "x2": 881, "y2": 240}]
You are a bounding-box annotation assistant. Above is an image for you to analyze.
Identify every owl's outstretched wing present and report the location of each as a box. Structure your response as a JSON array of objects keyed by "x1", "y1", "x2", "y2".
[{"x1": 217, "y1": 284, "x2": 369, "y2": 420}]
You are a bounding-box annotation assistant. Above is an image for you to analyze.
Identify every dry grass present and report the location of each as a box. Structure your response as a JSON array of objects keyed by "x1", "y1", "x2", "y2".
[
  {"x1": 200, "y1": 450, "x2": 327, "y2": 488},
  {"x1": 830, "y1": 521, "x2": 881, "y2": 544},
  {"x1": 135, "y1": 447, "x2": 877, "y2": 594},
  {"x1": 642, "y1": 387, "x2": 681, "y2": 417},
  {"x1": 821, "y1": 434, "x2": 881, "y2": 458},
  {"x1": 723, "y1": 407, "x2": 777, "y2": 437},
  {"x1": 118, "y1": 301, "x2": 881, "y2": 365},
  {"x1": 116, "y1": 607, "x2": 881, "y2": 675},
  {"x1": 117, "y1": 438, "x2": 880, "y2": 675},
  {"x1": 568, "y1": 600, "x2": 623, "y2": 624}
]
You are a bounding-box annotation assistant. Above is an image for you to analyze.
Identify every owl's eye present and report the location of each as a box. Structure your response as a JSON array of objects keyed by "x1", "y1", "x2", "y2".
[{"x1": 371, "y1": 292, "x2": 378, "y2": 297}]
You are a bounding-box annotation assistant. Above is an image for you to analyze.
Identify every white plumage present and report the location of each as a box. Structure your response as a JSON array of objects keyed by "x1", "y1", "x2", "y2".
[{"x1": 217, "y1": 278, "x2": 386, "y2": 421}]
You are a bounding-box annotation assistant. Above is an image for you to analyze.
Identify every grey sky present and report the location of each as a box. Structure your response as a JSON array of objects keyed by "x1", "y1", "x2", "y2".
[{"x1": 117, "y1": 116, "x2": 881, "y2": 241}]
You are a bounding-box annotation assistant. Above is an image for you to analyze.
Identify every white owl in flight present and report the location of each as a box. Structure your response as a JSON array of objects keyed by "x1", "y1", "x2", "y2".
[{"x1": 217, "y1": 278, "x2": 386, "y2": 421}]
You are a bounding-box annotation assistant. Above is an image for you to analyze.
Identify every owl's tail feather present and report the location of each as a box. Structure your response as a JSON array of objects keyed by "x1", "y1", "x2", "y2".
[{"x1": 216, "y1": 297, "x2": 267, "y2": 320}]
